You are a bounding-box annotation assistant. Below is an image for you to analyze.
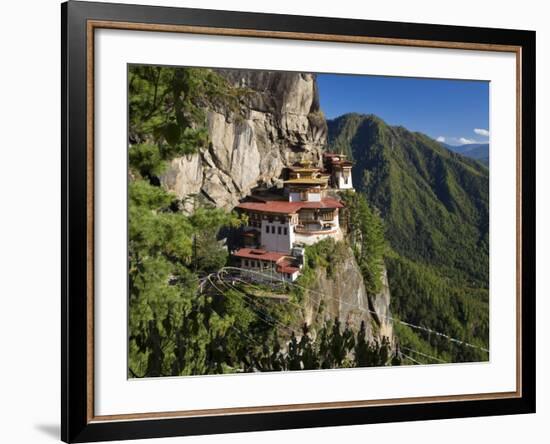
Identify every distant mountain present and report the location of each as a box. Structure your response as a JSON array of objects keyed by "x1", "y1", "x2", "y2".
[
  {"x1": 442, "y1": 142, "x2": 489, "y2": 166},
  {"x1": 327, "y1": 113, "x2": 489, "y2": 285}
]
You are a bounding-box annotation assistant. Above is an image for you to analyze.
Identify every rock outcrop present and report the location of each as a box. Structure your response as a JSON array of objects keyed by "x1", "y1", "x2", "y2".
[
  {"x1": 161, "y1": 69, "x2": 394, "y2": 347},
  {"x1": 161, "y1": 70, "x2": 327, "y2": 210},
  {"x1": 301, "y1": 247, "x2": 394, "y2": 345}
]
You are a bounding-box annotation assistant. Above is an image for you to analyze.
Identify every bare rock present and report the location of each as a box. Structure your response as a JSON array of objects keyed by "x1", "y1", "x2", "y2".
[
  {"x1": 301, "y1": 247, "x2": 394, "y2": 346},
  {"x1": 161, "y1": 70, "x2": 327, "y2": 209}
]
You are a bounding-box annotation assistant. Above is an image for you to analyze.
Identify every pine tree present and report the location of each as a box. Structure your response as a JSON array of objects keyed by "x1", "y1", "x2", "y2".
[
  {"x1": 329, "y1": 318, "x2": 347, "y2": 367},
  {"x1": 354, "y1": 320, "x2": 370, "y2": 367},
  {"x1": 287, "y1": 332, "x2": 302, "y2": 370},
  {"x1": 269, "y1": 330, "x2": 286, "y2": 371},
  {"x1": 391, "y1": 344, "x2": 402, "y2": 366},
  {"x1": 318, "y1": 321, "x2": 333, "y2": 369},
  {"x1": 299, "y1": 324, "x2": 320, "y2": 370},
  {"x1": 341, "y1": 191, "x2": 386, "y2": 294}
]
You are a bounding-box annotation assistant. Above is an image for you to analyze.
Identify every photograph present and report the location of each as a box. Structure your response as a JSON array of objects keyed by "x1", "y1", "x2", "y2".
[
  {"x1": 0, "y1": 0, "x2": 541, "y2": 442},
  {"x1": 127, "y1": 65, "x2": 490, "y2": 378}
]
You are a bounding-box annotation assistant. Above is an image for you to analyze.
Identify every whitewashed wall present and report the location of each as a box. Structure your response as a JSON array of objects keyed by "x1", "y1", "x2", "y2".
[{"x1": 260, "y1": 219, "x2": 294, "y2": 252}]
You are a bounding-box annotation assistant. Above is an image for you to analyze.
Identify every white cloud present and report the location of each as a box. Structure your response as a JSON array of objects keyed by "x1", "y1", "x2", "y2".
[
  {"x1": 458, "y1": 137, "x2": 478, "y2": 145},
  {"x1": 474, "y1": 128, "x2": 490, "y2": 137},
  {"x1": 436, "y1": 136, "x2": 446, "y2": 143}
]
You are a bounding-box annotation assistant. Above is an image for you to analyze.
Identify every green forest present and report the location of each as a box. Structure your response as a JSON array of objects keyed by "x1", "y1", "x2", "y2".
[
  {"x1": 128, "y1": 66, "x2": 489, "y2": 377},
  {"x1": 127, "y1": 66, "x2": 397, "y2": 377},
  {"x1": 328, "y1": 113, "x2": 490, "y2": 364}
]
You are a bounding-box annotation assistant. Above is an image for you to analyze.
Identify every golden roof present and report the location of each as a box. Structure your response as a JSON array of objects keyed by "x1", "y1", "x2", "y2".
[
  {"x1": 284, "y1": 178, "x2": 328, "y2": 185},
  {"x1": 288, "y1": 167, "x2": 321, "y2": 173}
]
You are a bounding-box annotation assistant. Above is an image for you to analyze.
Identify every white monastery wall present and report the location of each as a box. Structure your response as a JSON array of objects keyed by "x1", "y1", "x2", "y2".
[{"x1": 260, "y1": 219, "x2": 294, "y2": 253}]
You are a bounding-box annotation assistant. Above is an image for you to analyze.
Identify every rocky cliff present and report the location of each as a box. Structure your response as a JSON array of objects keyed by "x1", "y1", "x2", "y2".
[
  {"x1": 300, "y1": 246, "x2": 394, "y2": 345},
  {"x1": 161, "y1": 69, "x2": 394, "y2": 348},
  {"x1": 161, "y1": 70, "x2": 327, "y2": 210}
]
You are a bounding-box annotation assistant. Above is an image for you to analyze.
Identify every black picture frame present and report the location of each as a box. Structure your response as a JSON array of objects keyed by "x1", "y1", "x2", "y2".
[{"x1": 61, "y1": 1, "x2": 536, "y2": 442}]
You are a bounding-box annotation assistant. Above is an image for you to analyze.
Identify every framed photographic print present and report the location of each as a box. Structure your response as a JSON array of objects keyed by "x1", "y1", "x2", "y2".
[{"x1": 61, "y1": 1, "x2": 536, "y2": 442}]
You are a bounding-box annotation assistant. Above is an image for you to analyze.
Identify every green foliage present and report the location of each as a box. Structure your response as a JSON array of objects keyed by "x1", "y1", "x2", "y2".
[
  {"x1": 303, "y1": 238, "x2": 348, "y2": 276},
  {"x1": 386, "y1": 253, "x2": 489, "y2": 363},
  {"x1": 128, "y1": 66, "x2": 267, "y2": 377},
  {"x1": 326, "y1": 112, "x2": 366, "y2": 160},
  {"x1": 324, "y1": 318, "x2": 356, "y2": 368},
  {"x1": 288, "y1": 238, "x2": 348, "y2": 303},
  {"x1": 189, "y1": 207, "x2": 246, "y2": 273},
  {"x1": 128, "y1": 179, "x2": 247, "y2": 377},
  {"x1": 340, "y1": 191, "x2": 387, "y2": 293},
  {"x1": 129, "y1": 65, "x2": 237, "y2": 142},
  {"x1": 128, "y1": 143, "x2": 167, "y2": 178},
  {"x1": 328, "y1": 113, "x2": 489, "y2": 364},
  {"x1": 354, "y1": 321, "x2": 393, "y2": 367},
  {"x1": 128, "y1": 65, "x2": 243, "y2": 180},
  {"x1": 328, "y1": 113, "x2": 489, "y2": 286},
  {"x1": 246, "y1": 319, "x2": 395, "y2": 372},
  {"x1": 129, "y1": 181, "x2": 193, "y2": 261},
  {"x1": 127, "y1": 68, "x2": 402, "y2": 377}
]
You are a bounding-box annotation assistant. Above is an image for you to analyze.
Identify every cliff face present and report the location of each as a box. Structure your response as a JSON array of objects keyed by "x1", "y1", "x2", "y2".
[
  {"x1": 161, "y1": 70, "x2": 327, "y2": 210},
  {"x1": 161, "y1": 69, "x2": 394, "y2": 347},
  {"x1": 301, "y1": 247, "x2": 394, "y2": 345}
]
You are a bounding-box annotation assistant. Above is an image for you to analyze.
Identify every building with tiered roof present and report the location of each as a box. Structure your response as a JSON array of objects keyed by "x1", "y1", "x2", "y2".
[
  {"x1": 323, "y1": 153, "x2": 354, "y2": 190},
  {"x1": 232, "y1": 156, "x2": 353, "y2": 282}
]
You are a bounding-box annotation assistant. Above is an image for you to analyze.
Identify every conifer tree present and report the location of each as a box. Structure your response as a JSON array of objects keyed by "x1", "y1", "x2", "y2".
[
  {"x1": 269, "y1": 330, "x2": 286, "y2": 371},
  {"x1": 287, "y1": 332, "x2": 302, "y2": 371},
  {"x1": 341, "y1": 191, "x2": 386, "y2": 294},
  {"x1": 354, "y1": 320, "x2": 370, "y2": 367},
  {"x1": 299, "y1": 324, "x2": 320, "y2": 370}
]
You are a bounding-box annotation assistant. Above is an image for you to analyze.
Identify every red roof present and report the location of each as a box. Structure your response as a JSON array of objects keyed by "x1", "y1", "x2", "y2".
[
  {"x1": 233, "y1": 248, "x2": 286, "y2": 263},
  {"x1": 332, "y1": 160, "x2": 353, "y2": 167},
  {"x1": 237, "y1": 198, "x2": 343, "y2": 214},
  {"x1": 276, "y1": 259, "x2": 300, "y2": 274}
]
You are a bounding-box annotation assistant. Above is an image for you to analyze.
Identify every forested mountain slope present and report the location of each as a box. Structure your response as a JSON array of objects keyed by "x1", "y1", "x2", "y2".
[
  {"x1": 328, "y1": 113, "x2": 489, "y2": 285},
  {"x1": 328, "y1": 113, "x2": 489, "y2": 362},
  {"x1": 443, "y1": 142, "x2": 489, "y2": 166}
]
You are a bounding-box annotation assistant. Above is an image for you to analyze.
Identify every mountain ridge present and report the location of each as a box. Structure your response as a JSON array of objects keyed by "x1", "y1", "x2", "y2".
[
  {"x1": 327, "y1": 112, "x2": 489, "y2": 285},
  {"x1": 326, "y1": 112, "x2": 489, "y2": 361},
  {"x1": 442, "y1": 142, "x2": 489, "y2": 166}
]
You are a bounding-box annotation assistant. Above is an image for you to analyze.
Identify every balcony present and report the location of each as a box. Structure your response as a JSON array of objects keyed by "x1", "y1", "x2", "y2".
[{"x1": 294, "y1": 223, "x2": 337, "y2": 235}]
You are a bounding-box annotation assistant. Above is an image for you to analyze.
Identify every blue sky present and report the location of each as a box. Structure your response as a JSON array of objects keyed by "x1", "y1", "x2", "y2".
[{"x1": 317, "y1": 74, "x2": 489, "y2": 146}]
